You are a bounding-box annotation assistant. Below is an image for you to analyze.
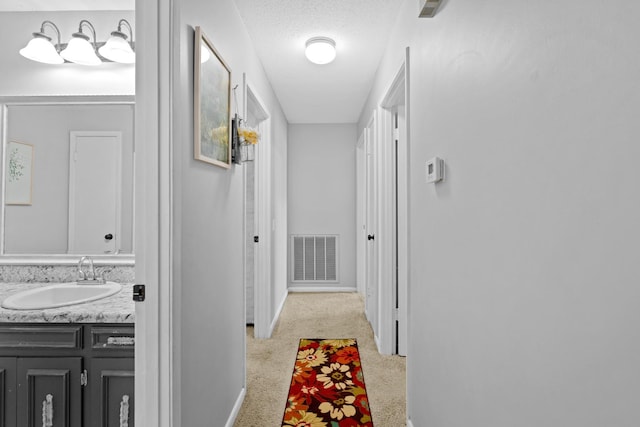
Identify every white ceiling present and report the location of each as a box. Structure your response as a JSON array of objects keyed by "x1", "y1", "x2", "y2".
[
  {"x1": 233, "y1": 0, "x2": 405, "y2": 123},
  {"x1": 1, "y1": 0, "x2": 404, "y2": 124}
]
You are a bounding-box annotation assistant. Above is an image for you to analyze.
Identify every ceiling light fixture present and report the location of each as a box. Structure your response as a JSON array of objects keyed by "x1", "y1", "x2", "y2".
[
  {"x1": 19, "y1": 21, "x2": 64, "y2": 65},
  {"x1": 60, "y1": 20, "x2": 101, "y2": 66},
  {"x1": 98, "y1": 19, "x2": 135, "y2": 64},
  {"x1": 305, "y1": 37, "x2": 336, "y2": 65}
]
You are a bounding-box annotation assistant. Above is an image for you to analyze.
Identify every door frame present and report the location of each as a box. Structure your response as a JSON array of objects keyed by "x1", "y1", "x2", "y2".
[
  {"x1": 243, "y1": 76, "x2": 273, "y2": 339},
  {"x1": 356, "y1": 132, "x2": 366, "y2": 297},
  {"x1": 377, "y1": 48, "x2": 410, "y2": 355},
  {"x1": 134, "y1": 0, "x2": 174, "y2": 425}
]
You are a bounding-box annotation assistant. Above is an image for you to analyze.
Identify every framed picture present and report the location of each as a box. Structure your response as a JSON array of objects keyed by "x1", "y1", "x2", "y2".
[
  {"x1": 194, "y1": 26, "x2": 232, "y2": 169},
  {"x1": 5, "y1": 141, "x2": 34, "y2": 205}
]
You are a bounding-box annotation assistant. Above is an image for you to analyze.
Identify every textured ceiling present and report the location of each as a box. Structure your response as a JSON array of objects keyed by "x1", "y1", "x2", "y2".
[{"x1": 233, "y1": 0, "x2": 405, "y2": 123}]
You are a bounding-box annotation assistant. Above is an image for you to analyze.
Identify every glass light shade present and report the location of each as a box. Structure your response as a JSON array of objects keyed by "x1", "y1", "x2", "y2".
[
  {"x1": 98, "y1": 33, "x2": 135, "y2": 64},
  {"x1": 305, "y1": 37, "x2": 336, "y2": 65},
  {"x1": 19, "y1": 36, "x2": 63, "y2": 64},
  {"x1": 60, "y1": 36, "x2": 101, "y2": 66}
]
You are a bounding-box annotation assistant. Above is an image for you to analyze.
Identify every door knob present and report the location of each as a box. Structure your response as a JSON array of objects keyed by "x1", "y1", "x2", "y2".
[
  {"x1": 105, "y1": 233, "x2": 113, "y2": 241},
  {"x1": 367, "y1": 234, "x2": 375, "y2": 241}
]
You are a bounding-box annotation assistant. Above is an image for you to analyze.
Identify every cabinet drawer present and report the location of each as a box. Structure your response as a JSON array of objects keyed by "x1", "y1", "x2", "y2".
[
  {"x1": 90, "y1": 326, "x2": 135, "y2": 352},
  {"x1": 0, "y1": 326, "x2": 82, "y2": 350}
]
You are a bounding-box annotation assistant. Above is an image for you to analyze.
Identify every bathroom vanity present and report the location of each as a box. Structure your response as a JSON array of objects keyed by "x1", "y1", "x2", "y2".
[{"x1": 0, "y1": 283, "x2": 135, "y2": 427}]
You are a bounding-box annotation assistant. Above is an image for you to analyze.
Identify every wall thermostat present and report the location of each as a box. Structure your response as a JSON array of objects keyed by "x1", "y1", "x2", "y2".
[{"x1": 426, "y1": 157, "x2": 445, "y2": 183}]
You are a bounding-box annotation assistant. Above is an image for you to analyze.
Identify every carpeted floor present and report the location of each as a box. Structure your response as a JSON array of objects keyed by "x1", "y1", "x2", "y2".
[{"x1": 234, "y1": 292, "x2": 406, "y2": 427}]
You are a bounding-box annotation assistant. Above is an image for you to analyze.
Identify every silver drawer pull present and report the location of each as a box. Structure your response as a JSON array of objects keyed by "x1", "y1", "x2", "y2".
[
  {"x1": 107, "y1": 336, "x2": 135, "y2": 346},
  {"x1": 120, "y1": 394, "x2": 130, "y2": 427},
  {"x1": 42, "y1": 394, "x2": 53, "y2": 427}
]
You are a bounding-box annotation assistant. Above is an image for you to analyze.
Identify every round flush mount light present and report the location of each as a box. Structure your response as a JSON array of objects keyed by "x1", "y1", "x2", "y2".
[{"x1": 305, "y1": 37, "x2": 336, "y2": 65}]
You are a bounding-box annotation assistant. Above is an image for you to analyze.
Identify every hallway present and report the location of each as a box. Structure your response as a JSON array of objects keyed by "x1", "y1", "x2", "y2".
[{"x1": 235, "y1": 293, "x2": 406, "y2": 426}]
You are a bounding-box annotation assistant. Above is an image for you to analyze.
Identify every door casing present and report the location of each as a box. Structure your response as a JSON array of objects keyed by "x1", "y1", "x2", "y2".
[{"x1": 375, "y1": 48, "x2": 410, "y2": 356}]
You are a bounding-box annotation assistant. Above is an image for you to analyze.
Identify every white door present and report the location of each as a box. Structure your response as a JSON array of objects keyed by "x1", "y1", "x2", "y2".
[
  {"x1": 68, "y1": 131, "x2": 122, "y2": 254},
  {"x1": 245, "y1": 158, "x2": 257, "y2": 324},
  {"x1": 244, "y1": 79, "x2": 271, "y2": 337},
  {"x1": 364, "y1": 113, "x2": 379, "y2": 338}
]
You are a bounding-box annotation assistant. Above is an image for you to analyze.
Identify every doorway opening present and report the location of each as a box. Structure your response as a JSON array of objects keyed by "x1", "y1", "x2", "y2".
[
  {"x1": 242, "y1": 76, "x2": 272, "y2": 339},
  {"x1": 358, "y1": 48, "x2": 409, "y2": 356},
  {"x1": 379, "y1": 51, "x2": 409, "y2": 356}
]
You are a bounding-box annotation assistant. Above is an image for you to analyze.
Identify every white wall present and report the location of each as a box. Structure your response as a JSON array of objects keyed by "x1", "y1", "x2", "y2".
[
  {"x1": 361, "y1": 0, "x2": 640, "y2": 425},
  {"x1": 288, "y1": 124, "x2": 357, "y2": 290},
  {"x1": 271, "y1": 113, "x2": 289, "y2": 321},
  {"x1": 0, "y1": 11, "x2": 135, "y2": 96},
  {"x1": 169, "y1": 0, "x2": 288, "y2": 424}
]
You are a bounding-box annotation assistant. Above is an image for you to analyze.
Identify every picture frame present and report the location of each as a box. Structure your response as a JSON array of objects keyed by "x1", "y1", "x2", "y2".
[
  {"x1": 5, "y1": 141, "x2": 34, "y2": 205},
  {"x1": 194, "y1": 26, "x2": 232, "y2": 169}
]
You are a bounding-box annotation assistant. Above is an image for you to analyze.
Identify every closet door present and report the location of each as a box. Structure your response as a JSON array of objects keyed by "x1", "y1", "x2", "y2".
[{"x1": 68, "y1": 131, "x2": 122, "y2": 255}]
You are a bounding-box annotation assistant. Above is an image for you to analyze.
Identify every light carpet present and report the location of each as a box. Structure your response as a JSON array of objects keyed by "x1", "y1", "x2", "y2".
[{"x1": 234, "y1": 292, "x2": 406, "y2": 427}]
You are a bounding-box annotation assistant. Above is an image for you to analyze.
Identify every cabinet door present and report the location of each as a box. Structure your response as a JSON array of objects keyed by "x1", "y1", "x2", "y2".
[
  {"x1": 0, "y1": 358, "x2": 16, "y2": 427},
  {"x1": 16, "y1": 357, "x2": 82, "y2": 427},
  {"x1": 88, "y1": 358, "x2": 134, "y2": 427}
]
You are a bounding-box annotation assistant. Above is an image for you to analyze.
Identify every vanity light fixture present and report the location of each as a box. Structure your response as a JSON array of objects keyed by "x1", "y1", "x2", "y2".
[
  {"x1": 60, "y1": 20, "x2": 101, "y2": 66},
  {"x1": 19, "y1": 21, "x2": 64, "y2": 64},
  {"x1": 98, "y1": 19, "x2": 135, "y2": 64},
  {"x1": 305, "y1": 37, "x2": 336, "y2": 65}
]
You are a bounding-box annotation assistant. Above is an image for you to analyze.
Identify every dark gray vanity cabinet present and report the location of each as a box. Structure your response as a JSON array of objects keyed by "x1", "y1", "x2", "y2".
[
  {"x1": 85, "y1": 326, "x2": 135, "y2": 427},
  {"x1": 0, "y1": 357, "x2": 16, "y2": 427},
  {"x1": 16, "y1": 357, "x2": 82, "y2": 427},
  {"x1": 0, "y1": 324, "x2": 134, "y2": 427},
  {"x1": 87, "y1": 358, "x2": 134, "y2": 427}
]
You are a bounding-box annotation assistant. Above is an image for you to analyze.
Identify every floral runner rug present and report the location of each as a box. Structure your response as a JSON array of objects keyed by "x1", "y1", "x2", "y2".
[{"x1": 282, "y1": 338, "x2": 373, "y2": 427}]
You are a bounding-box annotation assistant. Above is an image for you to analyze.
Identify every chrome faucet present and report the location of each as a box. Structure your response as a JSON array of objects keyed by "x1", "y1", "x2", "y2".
[{"x1": 77, "y1": 256, "x2": 105, "y2": 284}]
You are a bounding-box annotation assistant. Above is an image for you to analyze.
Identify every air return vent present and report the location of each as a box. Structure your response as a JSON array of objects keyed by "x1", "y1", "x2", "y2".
[{"x1": 291, "y1": 235, "x2": 339, "y2": 283}]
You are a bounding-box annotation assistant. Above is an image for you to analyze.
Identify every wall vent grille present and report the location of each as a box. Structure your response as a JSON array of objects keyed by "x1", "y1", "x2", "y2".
[{"x1": 291, "y1": 235, "x2": 339, "y2": 283}]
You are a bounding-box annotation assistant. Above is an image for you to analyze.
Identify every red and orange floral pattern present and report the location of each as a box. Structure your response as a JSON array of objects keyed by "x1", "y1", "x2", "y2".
[{"x1": 282, "y1": 339, "x2": 373, "y2": 427}]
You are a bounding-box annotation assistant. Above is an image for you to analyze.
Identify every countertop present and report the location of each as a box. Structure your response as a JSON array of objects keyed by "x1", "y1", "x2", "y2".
[{"x1": 0, "y1": 282, "x2": 135, "y2": 323}]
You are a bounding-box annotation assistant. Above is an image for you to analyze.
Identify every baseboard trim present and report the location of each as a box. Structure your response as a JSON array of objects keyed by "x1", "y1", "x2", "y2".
[
  {"x1": 407, "y1": 419, "x2": 414, "y2": 427},
  {"x1": 269, "y1": 289, "x2": 289, "y2": 336},
  {"x1": 224, "y1": 387, "x2": 246, "y2": 427},
  {"x1": 288, "y1": 286, "x2": 357, "y2": 293}
]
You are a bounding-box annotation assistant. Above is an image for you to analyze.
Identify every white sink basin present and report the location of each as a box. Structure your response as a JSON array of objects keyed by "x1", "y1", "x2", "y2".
[{"x1": 1, "y1": 282, "x2": 122, "y2": 310}]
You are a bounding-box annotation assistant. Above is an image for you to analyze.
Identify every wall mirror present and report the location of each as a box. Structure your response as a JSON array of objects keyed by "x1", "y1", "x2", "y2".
[{"x1": 0, "y1": 96, "x2": 135, "y2": 265}]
